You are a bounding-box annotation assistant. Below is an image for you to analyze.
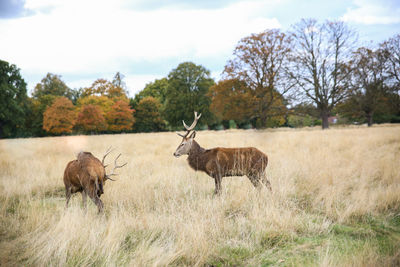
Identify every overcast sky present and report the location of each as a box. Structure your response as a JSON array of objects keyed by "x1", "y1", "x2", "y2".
[{"x1": 1, "y1": 0, "x2": 399, "y2": 97}]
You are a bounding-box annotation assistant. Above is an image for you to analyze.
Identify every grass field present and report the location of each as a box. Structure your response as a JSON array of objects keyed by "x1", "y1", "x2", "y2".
[{"x1": 1, "y1": 125, "x2": 400, "y2": 266}]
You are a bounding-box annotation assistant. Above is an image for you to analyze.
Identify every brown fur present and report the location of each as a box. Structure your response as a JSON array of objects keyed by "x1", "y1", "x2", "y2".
[
  {"x1": 63, "y1": 152, "x2": 107, "y2": 212},
  {"x1": 177, "y1": 137, "x2": 271, "y2": 194}
]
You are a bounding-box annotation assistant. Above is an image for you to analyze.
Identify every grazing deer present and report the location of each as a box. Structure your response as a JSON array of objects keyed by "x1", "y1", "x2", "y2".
[
  {"x1": 63, "y1": 148, "x2": 126, "y2": 212},
  {"x1": 173, "y1": 112, "x2": 271, "y2": 195}
]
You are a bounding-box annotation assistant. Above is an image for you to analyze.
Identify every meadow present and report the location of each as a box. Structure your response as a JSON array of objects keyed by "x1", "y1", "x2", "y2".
[{"x1": 0, "y1": 125, "x2": 399, "y2": 266}]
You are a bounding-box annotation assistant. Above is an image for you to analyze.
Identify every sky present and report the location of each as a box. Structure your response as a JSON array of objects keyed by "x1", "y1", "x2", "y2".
[{"x1": 1, "y1": 0, "x2": 399, "y2": 97}]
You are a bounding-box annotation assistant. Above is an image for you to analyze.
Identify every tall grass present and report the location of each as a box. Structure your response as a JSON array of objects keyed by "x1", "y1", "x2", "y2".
[{"x1": 0, "y1": 125, "x2": 399, "y2": 266}]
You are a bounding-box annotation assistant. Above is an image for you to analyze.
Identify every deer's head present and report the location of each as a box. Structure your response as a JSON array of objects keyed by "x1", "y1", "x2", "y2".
[{"x1": 173, "y1": 111, "x2": 201, "y2": 157}]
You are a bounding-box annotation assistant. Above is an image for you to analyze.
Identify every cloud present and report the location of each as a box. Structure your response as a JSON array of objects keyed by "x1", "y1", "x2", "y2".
[
  {"x1": 341, "y1": 0, "x2": 400, "y2": 24},
  {"x1": 0, "y1": 0, "x2": 281, "y2": 93}
]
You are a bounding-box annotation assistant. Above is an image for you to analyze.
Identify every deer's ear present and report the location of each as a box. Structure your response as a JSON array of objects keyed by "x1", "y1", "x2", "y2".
[{"x1": 189, "y1": 131, "x2": 196, "y2": 139}]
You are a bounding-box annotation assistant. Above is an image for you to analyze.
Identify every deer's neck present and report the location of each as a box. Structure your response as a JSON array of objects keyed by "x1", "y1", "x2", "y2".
[{"x1": 187, "y1": 140, "x2": 207, "y2": 171}]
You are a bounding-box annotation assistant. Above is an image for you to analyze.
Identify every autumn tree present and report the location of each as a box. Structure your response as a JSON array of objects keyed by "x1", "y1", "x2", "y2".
[
  {"x1": 209, "y1": 79, "x2": 255, "y2": 124},
  {"x1": 164, "y1": 62, "x2": 215, "y2": 128},
  {"x1": 82, "y1": 73, "x2": 128, "y2": 101},
  {"x1": 134, "y1": 96, "x2": 165, "y2": 132},
  {"x1": 223, "y1": 29, "x2": 293, "y2": 128},
  {"x1": 110, "y1": 72, "x2": 129, "y2": 99},
  {"x1": 76, "y1": 95, "x2": 114, "y2": 117},
  {"x1": 31, "y1": 73, "x2": 78, "y2": 136},
  {"x1": 43, "y1": 97, "x2": 76, "y2": 134},
  {"x1": 0, "y1": 60, "x2": 29, "y2": 138},
  {"x1": 75, "y1": 104, "x2": 107, "y2": 133},
  {"x1": 106, "y1": 100, "x2": 135, "y2": 132},
  {"x1": 288, "y1": 19, "x2": 357, "y2": 129}
]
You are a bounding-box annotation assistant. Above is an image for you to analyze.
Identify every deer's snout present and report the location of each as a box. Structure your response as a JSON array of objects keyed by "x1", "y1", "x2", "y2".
[{"x1": 173, "y1": 152, "x2": 180, "y2": 157}]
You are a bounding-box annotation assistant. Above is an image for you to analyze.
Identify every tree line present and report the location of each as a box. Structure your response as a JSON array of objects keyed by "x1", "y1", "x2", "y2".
[{"x1": 1, "y1": 18, "x2": 399, "y2": 138}]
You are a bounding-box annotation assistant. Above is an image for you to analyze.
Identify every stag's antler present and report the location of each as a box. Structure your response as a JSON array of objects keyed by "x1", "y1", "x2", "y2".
[
  {"x1": 102, "y1": 146, "x2": 114, "y2": 166},
  {"x1": 105, "y1": 153, "x2": 127, "y2": 181},
  {"x1": 183, "y1": 111, "x2": 202, "y2": 131},
  {"x1": 177, "y1": 111, "x2": 202, "y2": 138}
]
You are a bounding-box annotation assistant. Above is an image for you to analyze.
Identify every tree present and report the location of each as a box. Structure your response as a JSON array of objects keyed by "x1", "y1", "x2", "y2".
[
  {"x1": 223, "y1": 29, "x2": 293, "y2": 127},
  {"x1": 164, "y1": 62, "x2": 215, "y2": 128},
  {"x1": 347, "y1": 47, "x2": 389, "y2": 126},
  {"x1": 382, "y1": 34, "x2": 400, "y2": 89},
  {"x1": 75, "y1": 104, "x2": 107, "y2": 133},
  {"x1": 134, "y1": 97, "x2": 165, "y2": 132},
  {"x1": 25, "y1": 95, "x2": 57, "y2": 137},
  {"x1": 209, "y1": 79, "x2": 255, "y2": 124},
  {"x1": 83, "y1": 77, "x2": 128, "y2": 101},
  {"x1": 76, "y1": 95, "x2": 114, "y2": 117},
  {"x1": 43, "y1": 97, "x2": 76, "y2": 134},
  {"x1": 131, "y1": 78, "x2": 168, "y2": 109},
  {"x1": 288, "y1": 19, "x2": 357, "y2": 129},
  {"x1": 106, "y1": 100, "x2": 134, "y2": 132},
  {"x1": 0, "y1": 60, "x2": 28, "y2": 138},
  {"x1": 32, "y1": 73, "x2": 73, "y2": 100}
]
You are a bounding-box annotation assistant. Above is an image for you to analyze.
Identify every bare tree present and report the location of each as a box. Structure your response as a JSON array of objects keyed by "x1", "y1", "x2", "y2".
[
  {"x1": 223, "y1": 29, "x2": 293, "y2": 127},
  {"x1": 288, "y1": 19, "x2": 357, "y2": 129},
  {"x1": 348, "y1": 47, "x2": 389, "y2": 126},
  {"x1": 382, "y1": 34, "x2": 400, "y2": 90}
]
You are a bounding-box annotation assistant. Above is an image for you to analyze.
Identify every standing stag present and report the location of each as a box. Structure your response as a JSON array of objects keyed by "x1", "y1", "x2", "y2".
[
  {"x1": 63, "y1": 148, "x2": 126, "y2": 212},
  {"x1": 173, "y1": 112, "x2": 271, "y2": 194}
]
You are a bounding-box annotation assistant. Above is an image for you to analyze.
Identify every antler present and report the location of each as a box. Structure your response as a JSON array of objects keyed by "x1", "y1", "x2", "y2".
[
  {"x1": 102, "y1": 146, "x2": 113, "y2": 166},
  {"x1": 182, "y1": 111, "x2": 202, "y2": 131},
  {"x1": 105, "y1": 153, "x2": 127, "y2": 181}
]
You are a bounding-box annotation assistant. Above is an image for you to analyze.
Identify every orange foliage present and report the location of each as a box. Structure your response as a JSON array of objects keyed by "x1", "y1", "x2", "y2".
[
  {"x1": 43, "y1": 97, "x2": 76, "y2": 134},
  {"x1": 75, "y1": 104, "x2": 107, "y2": 132},
  {"x1": 77, "y1": 95, "x2": 114, "y2": 116},
  {"x1": 106, "y1": 100, "x2": 135, "y2": 132},
  {"x1": 82, "y1": 78, "x2": 128, "y2": 101},
  {"x1": 209, "y1": 79, "x2": 255, "y2": 123}
]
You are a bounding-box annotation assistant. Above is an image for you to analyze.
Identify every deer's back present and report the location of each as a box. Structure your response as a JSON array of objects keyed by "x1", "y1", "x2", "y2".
[
  {"x1": 207, "y1": 147, "x2": 268, "y2": 176},
  {"x1": 63, "y1": 160, "x2": 82, "y2": 187}
]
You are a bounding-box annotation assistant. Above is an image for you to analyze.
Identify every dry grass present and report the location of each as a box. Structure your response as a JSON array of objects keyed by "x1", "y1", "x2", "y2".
[{"x1": 0, "y1": 125, "x2": 400, "y2": 266}]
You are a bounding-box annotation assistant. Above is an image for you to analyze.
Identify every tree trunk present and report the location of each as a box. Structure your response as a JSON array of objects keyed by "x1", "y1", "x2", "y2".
[
  {"x1": 321, "y1": 112, "x2": 329, "y2": 129},
  {"x1": 366, "y1": 112, "x2": 373, "y2": 127}
]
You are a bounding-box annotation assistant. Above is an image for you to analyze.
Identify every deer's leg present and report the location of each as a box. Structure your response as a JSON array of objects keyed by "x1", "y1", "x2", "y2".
[
  {"x1": 95, "y1": 197, "x2": 104, "y2": 213},
  {"x1": 65, "y1": 186, "x2": 71, "y2": 209},
  {"x1": 261, "y1": 171, "x2": 272, "y2": 192},
  {"x1": 88, "y1": 190, "x2": 104, "y2": 213},
  {"x1": 248, "y1": 175, "x2": 262, "y2": 189},
  {"x1": 213, "y1": 176, "x2": 222, "y2": 195}
]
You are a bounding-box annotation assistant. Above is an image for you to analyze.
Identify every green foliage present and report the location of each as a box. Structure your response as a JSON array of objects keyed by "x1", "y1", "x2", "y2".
[
  {"x1": 134, "y1": 96, "x2": 165, "y2": 132},
  {"x1": 32, "y1": 73, "x2": 73, "y2": 100},
  {"x1": 288, "y1": 115, "x2": 316, "y2": 128},
  {"x1": 0, "y1": 60, "x2": 29, "y2": 138},
  {"x1": 131, "y1": 78, "x2": 168, "y2": 109},
  {"x1": 164, "y1": 62, "x2": 215, "y2": 128},
  {"x1": 228, "y1": 120, "x2": 237, "y2": 129},
  {"x1": 25, "y1": 95, "x2": 57, "y2": 137}
]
